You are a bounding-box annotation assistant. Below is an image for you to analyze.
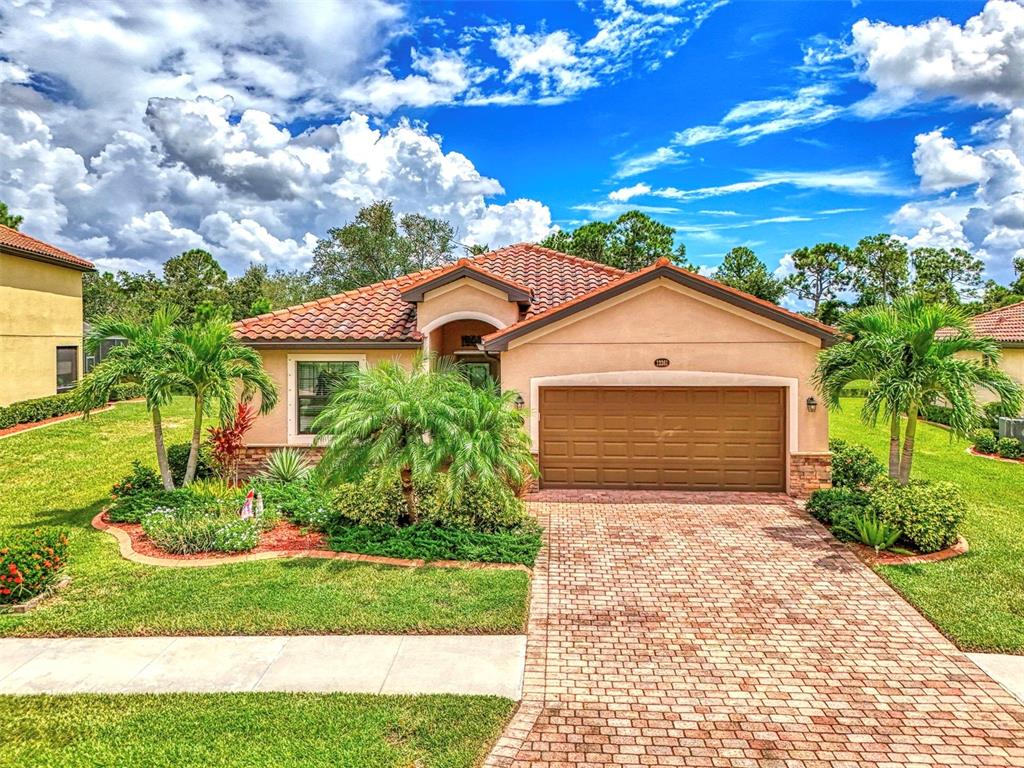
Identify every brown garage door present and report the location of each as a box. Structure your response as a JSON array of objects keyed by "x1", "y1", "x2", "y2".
[{"x1": 539, "y1": 387, "x2": 786, "y2": 491}]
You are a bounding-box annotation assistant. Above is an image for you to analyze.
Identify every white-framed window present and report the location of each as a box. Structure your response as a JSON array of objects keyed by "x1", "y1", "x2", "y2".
[{"x1": 287, "y1": 353, "x2": 366, "y2": 445}]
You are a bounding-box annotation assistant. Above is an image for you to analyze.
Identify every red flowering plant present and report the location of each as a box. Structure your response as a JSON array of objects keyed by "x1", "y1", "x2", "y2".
[
  {"x1": 0, "y1": 528, "x2": 69, "y2": 605},
  {"x1": 207, "y1": 401, "x2": 257, "y2": 486}
]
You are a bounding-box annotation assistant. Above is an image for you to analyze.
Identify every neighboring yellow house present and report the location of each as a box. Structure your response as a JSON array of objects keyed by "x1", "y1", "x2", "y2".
[
  {"x1": 965, "y1": 301, "x2": 1024, "y2": 413},
  {"x1": 0, "y1": 224, "x2": 95, "y2": 406}
]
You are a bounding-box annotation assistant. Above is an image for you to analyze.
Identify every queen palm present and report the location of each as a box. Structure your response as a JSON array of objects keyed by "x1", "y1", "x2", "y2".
[
  {"x1": 312, "y1": 357, "x2": 462, "y2": 525},
  {"x1": 172, "y1": 317, "x2": 278, "y2": 485},
  {"x1": 814, "y1": 295, "x2": 1022, "y2": 484},
  {"x1": 78, "y1": 306, "x2": 183, "y2": 489}
]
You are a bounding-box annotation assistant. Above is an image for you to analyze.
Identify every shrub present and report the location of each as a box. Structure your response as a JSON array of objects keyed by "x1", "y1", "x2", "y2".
[
  {"x1": 920, "y1": 404, "x2": 953, "y2": 427},
  {"x1": 328, "y1": 520, "x2": 543, "y2": 566},
  {"x1": 207, "y1": 402, "x2": 257, "y2": 483},
  {"x1": 0, "y1": 392, "x2": 79, "y2": 430},
  {"x1": 829, "y1": 439, "x2": 884, "y2": 489},
  {"x1": 833, "y1": 510, "x2": 901, "y2": 552},
  {"x1": 971, "y1": 429, "x2": 998, "y2": 455},
  {"x1": 423, "y1": 477, "x2": 529, "y2": 533},
  {"x1": 111, "y1": 461, "x2": 162, "y2": 499},
  {"x1": 0, "y1": 528, "x2": 69, "y2": 605},
  {"x1": 996, "y1": 436, "x2": 1023, "y2": 459},
  {"x1": 805, "y1": 487, "x2": 869, "y2": 526},
  {"x1": 260, "y1": 448, "x2": 312, "y2": 484},
  {"x1": 141, "y1": 507, "x2": 261, "y2": 554},
  {"x1": 109, "y1": 383, "x2": 145, "y2": 401},
  {"x1": 868, "y1": 480, "x2": 965, "y2": 553},
  {"x1": 250, "y1": 478, "x2": 334, "y2": 530},
  {"x1": 331, "y1": 473, "x2": 407, "y2": 528},
  {"x1": 167, "y1": 442, "x2": 216, "y2": 485}
]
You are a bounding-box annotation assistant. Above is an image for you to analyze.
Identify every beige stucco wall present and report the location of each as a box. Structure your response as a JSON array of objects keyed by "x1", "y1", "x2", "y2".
[
  {"x1": 416, "y1": 279, "x2": 521, "y2": 333},
  {"x1": 246, "y1": 347, "x2": 418, "y2": 446},
  {"x1": 966, "y1": 347, "x2": 1024, "y2": 412},
  {"x1": 0, "y1": 252, "x2": 84, "y2": 405},
  {"x1": 498, "y1": 279, "x2": 829, "y2": 455}
]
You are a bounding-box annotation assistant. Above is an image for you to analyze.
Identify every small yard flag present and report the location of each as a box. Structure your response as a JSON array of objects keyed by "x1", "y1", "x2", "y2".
[{"x1": 240, "y1": 489, "x2": 254, "y2": 520}]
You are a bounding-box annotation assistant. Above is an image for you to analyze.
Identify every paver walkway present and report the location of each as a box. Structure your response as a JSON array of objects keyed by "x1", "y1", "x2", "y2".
[
  {"x1": 488, "y1": 495, "x2": 1024, "y2": 767},
  {"x1": 0, "y1": 635, "x2": 525, "y2": 698}
]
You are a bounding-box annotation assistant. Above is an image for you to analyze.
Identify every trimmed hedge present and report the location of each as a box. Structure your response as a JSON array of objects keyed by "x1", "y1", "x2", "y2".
[
  {"x1": 328, "y1": 521, "x2": 543, "y2": 566},
  {"x1": 996, "y1": 436, "x2": 1023, "y2": 459},
  {"x1": 971, "y1": 429, "x2": 998, "y2": 455},
  {"x1": 0, "y1": 528, "x2": 69, "y2": 605},
  {"x1": 806, "y1": 487, "x2": 870, "y2": 527},
  {"x1": 0, "y1": 382, "x2": 145, "y2": 431},
  {"x1": 829, "y1": 439, "x2": 884, "y2": 490},
  {"x1": 167, "y1": 442, "x2": 216, "y2": 485}
]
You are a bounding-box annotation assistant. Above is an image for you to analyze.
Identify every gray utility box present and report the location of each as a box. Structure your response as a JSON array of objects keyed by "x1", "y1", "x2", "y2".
[{"x1": 997, "y1": 417, "x2": 1024, "y2": 442}]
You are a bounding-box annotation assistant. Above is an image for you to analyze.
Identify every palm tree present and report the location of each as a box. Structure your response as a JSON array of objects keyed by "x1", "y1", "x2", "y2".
[
  {"x1": 312, "y1": 357, "x2": 466, "y2": 525},
  {"x1": 447, "y1": 382, "x2": 538, "y2": 498},
  {"x1": 172, "y1": 317, "x2": 278, "y2": 485},
  {"x1": 78, "y1": 307, "x2": 183, "y2": 489},
  {"x1": 814, "y1": 295, "x2": 1022, "y2": 484}
]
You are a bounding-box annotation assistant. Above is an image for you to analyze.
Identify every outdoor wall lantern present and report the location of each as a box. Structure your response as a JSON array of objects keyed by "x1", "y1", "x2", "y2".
[
  {"x1": 514, "y1": 394, "x2": 525, "y2": 409},
  {"x1": 806, "y1": 396, "x2": 818, "y2": 413}
]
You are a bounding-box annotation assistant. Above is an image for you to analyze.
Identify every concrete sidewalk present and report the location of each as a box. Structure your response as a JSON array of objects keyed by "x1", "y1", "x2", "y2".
[
  {"x1": 970, "y1": 652, "x2": 1024, "y2": 705},
  {"x1": 0, "y1": 635, "x2": 525, "y2": 698}
]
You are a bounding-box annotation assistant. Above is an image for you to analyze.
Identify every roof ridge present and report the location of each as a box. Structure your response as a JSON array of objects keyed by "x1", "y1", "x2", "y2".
[{"x1": 504, "y1": 242, "x2": 627, "y2": 276}]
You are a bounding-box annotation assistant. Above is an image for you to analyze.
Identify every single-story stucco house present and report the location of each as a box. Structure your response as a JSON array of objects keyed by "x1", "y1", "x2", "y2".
[
  {"x1": 0, "y1": 224, "x2": 94, "y2": 406},
  {"x1": 234, "y1": 243, "x2": 836, "y2": 496}
]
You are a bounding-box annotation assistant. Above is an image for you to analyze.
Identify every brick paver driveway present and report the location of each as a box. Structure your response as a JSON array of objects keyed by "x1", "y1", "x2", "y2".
[{"x1": 487, "y1": 494, "x2": 1024, "y2": 767}]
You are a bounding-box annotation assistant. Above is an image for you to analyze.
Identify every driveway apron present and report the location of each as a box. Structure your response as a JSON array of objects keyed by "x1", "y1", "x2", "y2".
[{"x1": 487, "y1": 495, "x2": 1024, "y2": 767}]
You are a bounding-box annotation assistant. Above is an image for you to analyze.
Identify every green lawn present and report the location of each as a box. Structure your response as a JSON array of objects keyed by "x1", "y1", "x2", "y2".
[
  {"x1": 1, "y1": 693, "x2": 512, "y2": 768},
  {"x1": 832, "y1": 400, "x2": 1024, "y2": 653},
  {"x1": 0, "y1": 399, "x2": 528, "y2": 636}
]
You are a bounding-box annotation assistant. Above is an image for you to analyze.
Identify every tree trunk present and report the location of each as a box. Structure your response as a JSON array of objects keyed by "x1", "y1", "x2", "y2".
[
  {"x1": 399, "y1": 467, "x2": 417, "y2": 526},
  {"x1": 888, "y1": 411, "x2": 901, "y2": 480},
  {"x1": 898, "y1": 403, "x2": 919, "y2": 485},
  {"x1": 152, "y1": 406, "x2": 174, "y2": 490},
  {"x1": 183, "y1": 394, "x2": 204, "y2": 486}
]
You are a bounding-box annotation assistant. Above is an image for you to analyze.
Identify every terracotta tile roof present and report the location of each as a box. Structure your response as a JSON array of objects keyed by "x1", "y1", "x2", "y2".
[
  {"x1": 399, "y1": 258, "x2": 535, "y2": 303},
  {"x1": 234, "y1": 243, "x2": 624, "y2": 343},
  {"x1": 481, "y1": 256, "x2": 838, "y2": 350},
  {"x1": 939, "y1": 301, "x2": 1024, "y2": 343},
  {"x1": 0, "y1": 224, "x2": 94, "y2": 271}
]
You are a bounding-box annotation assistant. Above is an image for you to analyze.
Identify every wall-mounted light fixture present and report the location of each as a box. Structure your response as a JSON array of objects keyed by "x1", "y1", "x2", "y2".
[
  {"x1": 806, "y1": 396, "x2": 818, "y2": 413},
  {"x1": 514, "y1": 393, "x2": 525, "y2": 409}
]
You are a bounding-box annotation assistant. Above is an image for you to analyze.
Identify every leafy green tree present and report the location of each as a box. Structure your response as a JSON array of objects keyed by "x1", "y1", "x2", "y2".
[
  {"x1": 162, "y1": 249, "x2": 229, "y2": 324},
  {"x1": 310, "y1": 201, "x2": 457, "y2": 294},
  {"x1": 171, "y1": 317, "x2": 278, "y2": 485},
  {"x1": 814, "y1": 296, "x2": 1022, "y2": 484},
  {"x1": 0, "y1": 201, "x2": 23, "y2": 230},
  {"x1": 466, "y1": 243, "x2": 490, "y2": 256},
  {"x1": 912, "y1": 247, "x2": 984, "y2": 304},
  {"x1": 313, "y1": 358, "x2": 464, "y2": 525},
  {"x1": 715, "y1": 246, "x2": 786, "y2": 303},
  {"x1": 539, "y1": 211, "x2": 689, "y2": 271},
  {"x1": 78, "y1": 307, "x2": 184, "y2": 489},
  {"x1": 118, "y1": 270, "x2": 165, "y2": 320},
  {"x1": 784, "y1": 242, "x2": 850, "y2": 317},
  {"x1": 83, "y1": 272, "x2": 125, "y2": 322},
  {"x1": 849, "y1": 234, "x2": 909, "y2": 305},
  {"x1": 228, "y1": 263, "x2": 273, "y2": 320},
  {"x1": 263, "y1": 268, "x2": 315, "y2": 309}
]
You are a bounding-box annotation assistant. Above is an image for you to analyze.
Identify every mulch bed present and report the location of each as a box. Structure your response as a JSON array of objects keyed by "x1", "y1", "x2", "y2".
[
  {"x1": 103, "y1": 512, "x2": 327, "y2": 561},
  {"x1": 853, "y1": 536, "x2": 969, "y2": 567},
  {"x1": 967, "y1": 447, "x2": 1023, "y2": 464}
]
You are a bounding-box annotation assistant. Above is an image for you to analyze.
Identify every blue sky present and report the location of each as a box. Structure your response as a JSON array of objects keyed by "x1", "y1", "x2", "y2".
[{"x1": 1, "y1": 0, "x2": 1021, "y2": 291}]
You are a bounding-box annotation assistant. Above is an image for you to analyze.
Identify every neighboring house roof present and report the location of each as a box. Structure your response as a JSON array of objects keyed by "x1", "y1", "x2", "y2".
[
  {"x1": 234, "y1": 243, "x2": 624, "y2": 344},
  {"x1": 940, "y1": 301, "x2": 1024, "y2": 344},
  {"x1": 481, "y1": 257, "x2": 838, "y2": 351},
  {"x1": 0, "y1": 224, "x2": 95, "y2": 271}
]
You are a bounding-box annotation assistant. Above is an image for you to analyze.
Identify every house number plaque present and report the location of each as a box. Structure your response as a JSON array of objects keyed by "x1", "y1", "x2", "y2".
[{"x1": 654, "y1": 358, "x2": 670, "y2": 368}]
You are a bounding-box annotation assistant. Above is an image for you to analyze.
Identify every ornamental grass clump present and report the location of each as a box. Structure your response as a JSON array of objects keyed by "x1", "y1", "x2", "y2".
[
  {"x1": 141, "y1": 507, "x2": 263, "y2": 555},
  {"x1": 0, "y1": 529, "x2": 69, "y2": 605}
]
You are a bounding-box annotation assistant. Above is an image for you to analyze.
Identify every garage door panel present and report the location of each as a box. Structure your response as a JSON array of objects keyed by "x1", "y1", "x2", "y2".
[{"x1": 540, "y1": 386, "x2": 785, "y2": 491}]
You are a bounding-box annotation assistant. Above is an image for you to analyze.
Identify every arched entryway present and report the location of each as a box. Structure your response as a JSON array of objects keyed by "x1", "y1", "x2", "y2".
[{"x1": 422, "y1": 313, "x2": 503, "y2": 386}]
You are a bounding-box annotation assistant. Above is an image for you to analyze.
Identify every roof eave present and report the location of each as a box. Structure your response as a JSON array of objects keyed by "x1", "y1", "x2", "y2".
[
  {"x1": 239, "y1": 339, "x2": 423, "y2": 349},
  {"x1": 1, "y1": 244, "x2": 96, "y2": 272},
  {"x1": 482, "y1": 264, "x2": 838, "y2": 351}
]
